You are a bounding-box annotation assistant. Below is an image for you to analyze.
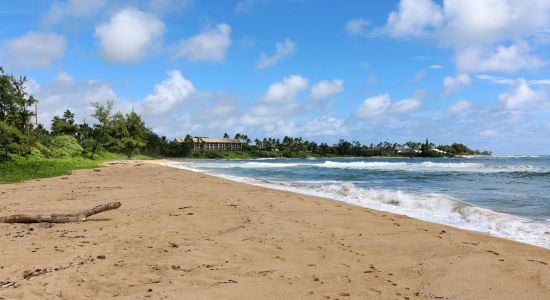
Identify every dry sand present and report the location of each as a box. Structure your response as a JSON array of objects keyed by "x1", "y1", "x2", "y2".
[{"x1": 0, "y1": 160, "x2": 549, "y2": 299}]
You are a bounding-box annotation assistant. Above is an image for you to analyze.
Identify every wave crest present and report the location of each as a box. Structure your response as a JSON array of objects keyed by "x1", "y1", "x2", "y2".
[
  {"x1": 258, "y1": 181, "x2": 550, "y2": 249},
  {"x1": 235, "y1": 160, "x2": 542, "y2": 173}
]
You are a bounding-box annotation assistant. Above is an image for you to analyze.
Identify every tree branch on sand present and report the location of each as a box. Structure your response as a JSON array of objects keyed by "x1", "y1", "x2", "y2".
[{"x1": 0, "y1": 202, "x2": 121, "y2": 223}]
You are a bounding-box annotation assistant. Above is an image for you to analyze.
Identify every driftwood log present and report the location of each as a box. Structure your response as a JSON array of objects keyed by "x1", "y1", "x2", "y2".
[{"x1": 0, "y1": 202, "x2": 121, "y2": 223}]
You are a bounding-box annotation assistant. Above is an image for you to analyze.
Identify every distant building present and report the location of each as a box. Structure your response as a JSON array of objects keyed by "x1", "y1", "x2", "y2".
[
  {"x1": 397, "y1": 149, "x2": 421, "y2": 154},
  {"x1": 176, "y1": 137, "x2": 242, "y2": 151}
]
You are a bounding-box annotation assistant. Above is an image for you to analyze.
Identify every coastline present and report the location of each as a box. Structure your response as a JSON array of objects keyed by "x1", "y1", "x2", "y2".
[
  {"x1": 165, "y1": 157, "x2": 550, "y2": 249},
  {"x1": 0, "y1": 160, "x2": 548, "y2": 299}
]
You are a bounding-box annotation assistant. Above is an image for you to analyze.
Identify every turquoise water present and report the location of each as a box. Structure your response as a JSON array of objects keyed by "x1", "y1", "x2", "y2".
[{"x1": 166, "y1": 156, "x2": 550, "y2": 248}]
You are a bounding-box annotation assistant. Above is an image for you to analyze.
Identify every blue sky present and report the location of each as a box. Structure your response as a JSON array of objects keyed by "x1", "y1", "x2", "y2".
[{"x1": 1, "y1": 0, "x2": 550, "y2": 155}]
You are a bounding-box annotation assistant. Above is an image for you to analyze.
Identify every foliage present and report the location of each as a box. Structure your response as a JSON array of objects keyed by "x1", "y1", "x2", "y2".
[
  {"x1": 33, "y1": 142, "x2": 52, "y2": 157},
  {"x1": 44, "y1": 135, "x2": 83, "y2": 158},
  {"x1": 164, "y1": 137, "x2": 193, "y2": 157},
  {"x1": 107, "y1": 111, "x2": 148, "y2": 158},
  {"x1": 51, "y1": 110, "x2": 79, "y2": 136},
  {"x1": 0, "y1": 121, "x2": 29, "y2": 157},
  {"x1": 0, "y1": 67, "x2": 37, "y2": 135},
  {"x1": 0, "y1": 155, "x2": 101, "y2": 183},
  {"x1": 88, "y1": 100, "x2": 114, "y2": 159}
]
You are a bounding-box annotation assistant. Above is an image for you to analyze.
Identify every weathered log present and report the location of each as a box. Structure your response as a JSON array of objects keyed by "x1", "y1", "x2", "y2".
[{"x1": 0, "y1": 202, "x2": 121, "y2": 223}]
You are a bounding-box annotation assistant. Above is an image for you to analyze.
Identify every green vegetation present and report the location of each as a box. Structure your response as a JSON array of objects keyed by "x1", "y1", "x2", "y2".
[
  {"x1": 0, "y1": 154, "x2": 123, "y2": 184},
  {"x1": 189, "y1": 136, "x2": 491, "y2": 159},
  {"x1": 0, "y1": 66, "x2": 157, "y2": 183},
  {"x1": 0, "y1": 65, "x2": 491, "y2": 183}
]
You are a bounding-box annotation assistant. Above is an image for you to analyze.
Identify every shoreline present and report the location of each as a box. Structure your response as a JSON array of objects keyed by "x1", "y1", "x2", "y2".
[
  {"x1": 163, "y1": 159, "x2": 550, "y2": 249},
  {"x1": 0, "y1": 160, "x2": 548, "y2": 299}
]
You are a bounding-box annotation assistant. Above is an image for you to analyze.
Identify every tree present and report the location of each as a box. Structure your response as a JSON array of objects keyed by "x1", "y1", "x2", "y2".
[
  {"x1": 143, "y1": 132, "x2": 167, "y2": 156},
  {"x1": 51, "y1": 110, "x2": 79, "y2": 136},
  {"x1": 76, "y1": 121, "x2": 94, "y2": 150},
  {"x1": 165, "y1": 135, "x2": 193, "y2": 157},
  {"x1": 223, "y1": 132, "x2": 229, "y2": 138},
  {"x1": 89, "y1": 101, "x2": 114, "y2": 159},
  {"x1": 120, "y1": 111, "x2": 147, "y2": 158},
  {"x1": 0, "y1": 67, "x2": 37, "y2": 136},
  {"x1": 0, "y1": 121, "x2": 26, "y2": 157},
  {"x1": 336, "y1": 139, "x2": 352, "y2": 155}
]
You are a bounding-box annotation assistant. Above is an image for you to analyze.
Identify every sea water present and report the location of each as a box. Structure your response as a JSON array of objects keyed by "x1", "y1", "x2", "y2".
[{"x1": 165, "y1": 156, "x2": 550, "y2": 249}]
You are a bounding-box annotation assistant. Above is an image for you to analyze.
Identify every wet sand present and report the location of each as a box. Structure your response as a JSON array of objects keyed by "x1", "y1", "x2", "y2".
[{"x1": 0, "y1": 160, "x2": 549, "y2": 299}]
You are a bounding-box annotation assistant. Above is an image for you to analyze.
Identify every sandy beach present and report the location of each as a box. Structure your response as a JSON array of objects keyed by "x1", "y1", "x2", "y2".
[{"x1": 0, "y1": 160, "x2": 549, "y2": 299}]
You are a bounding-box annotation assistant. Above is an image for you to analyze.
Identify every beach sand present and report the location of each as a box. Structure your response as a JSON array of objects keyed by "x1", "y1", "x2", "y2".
[{"x1": 0, "y1": 160, "x2": 549, "y2": 299}]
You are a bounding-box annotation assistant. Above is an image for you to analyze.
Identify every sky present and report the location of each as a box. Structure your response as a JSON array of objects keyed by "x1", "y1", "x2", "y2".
[{"x1": 1, "y1": 0, "x2": 550, "y2": 155}]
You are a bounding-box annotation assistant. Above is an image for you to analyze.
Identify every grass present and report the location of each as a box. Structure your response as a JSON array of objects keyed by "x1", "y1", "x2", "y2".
[
  {"x1": 0, "y1": 152, "x2": 153, "y2": 184},
  {"x1": 0, "y1": 156, "x2": 102, "y2": 184}
]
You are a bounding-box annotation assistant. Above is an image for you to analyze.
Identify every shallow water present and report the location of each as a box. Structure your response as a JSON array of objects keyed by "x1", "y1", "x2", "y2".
[{"x1": 166, "y1": 156, "x2": 550, "y2": 248}]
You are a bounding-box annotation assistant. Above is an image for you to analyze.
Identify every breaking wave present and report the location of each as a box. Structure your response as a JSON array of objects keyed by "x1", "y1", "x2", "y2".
[{"x1": 182, "y1": 160, "x2": 545, "y2": 173}]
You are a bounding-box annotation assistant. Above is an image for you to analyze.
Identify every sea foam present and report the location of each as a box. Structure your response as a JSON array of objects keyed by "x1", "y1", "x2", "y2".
[{"x1": 191, "y1": 160, "x2": 543, "y2": 173}]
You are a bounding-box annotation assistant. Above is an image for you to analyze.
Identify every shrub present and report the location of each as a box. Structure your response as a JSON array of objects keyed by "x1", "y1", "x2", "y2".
[
  {"x1": 33, "y1": 142, "x2": 51, "y2": 157},
  {"x1": 45, "y1": 135, "x2": 83, "y2": 158},
  {"x1": 0, "y1": 121, "x2": 30, "y2": 157}
]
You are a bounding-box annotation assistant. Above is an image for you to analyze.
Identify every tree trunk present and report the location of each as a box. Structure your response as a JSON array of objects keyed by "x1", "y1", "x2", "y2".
[
  {"x1": 90, "y1": 140, "x2": 100, "y2": 159},
  {"x1": 0, "y1": 202, "x2": 121, "y2": 223}
]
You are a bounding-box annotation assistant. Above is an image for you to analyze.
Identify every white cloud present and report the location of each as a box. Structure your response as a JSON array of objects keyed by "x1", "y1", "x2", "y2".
[
  {"x1": 479, "y1": 129, "x2": 498, "y2": 137},
  {"x1": 440, "y1": 0, "x2": 550, "y2": 47},
  {"x1": 42, "y1": 0, "x2": 107, "y2": 26},
  {"x1": 55, "y1": 71, "x2": 74, "y2": 83},
  {"x1": 302, "y1": 116, "x2": 348, "y2": 136},
  {"x1": 310, "y1": 79, "x2": 344, "y2": 99},
  {"x1": 391, "y1": 98, "x2": 422, "y2": 114},
  {"x1": 455, "y1": 41, "x2": 546, "y2": 73},
  {"x1": 411, "y1": 70, "x2": 427, "y2": 83},
  {"x1": 263, "y1": 75, "x2": 308, "y2": 103},
  {"x1": 498, "y1": 78, "x2": 547, "y2": 110},
  {"x1": 241, "y1": 75, "x2": 310, "y2": 127},
  {"x1": 186, "y1": 93, "x2": 239, "y2": 130},
  {"x1": 258, "y1": 116, "x2": 348, "y2": 137},
  {"x1": 355, "y1": 91, "x2": 424, "y2": 119},
  {"x1": 28, "y1": 70, "x2": 197, "y2": 135},
  {"x1": 345, "y1": 18, "x2": 369, "y2": 36},
  {"x1": 442, "y1": 74, "x2": 471, "y2": 97},
  {"x1": 477, "y1": 74, "x2": 550, "y2": 86},
  {"x1": 383, "y1": 0, "x2": 443, "y2": 38},
  {"x1": 355, "y1": 94, "x2": 391, "y2": 119},
  {"x1": 95, "y1": 8, "x2": 164, "y2": 63},
  {"x1": 176, "y1": 23, "x2": 231, "y2": 62},
  {"x1": 446, "y1": 99, "x2": 472, "y2": 114},
  {"x1": 529, "y1": 79, "x2": 550, "y2": 86},
  {"x1": 141, "y1": 70, "x2": 196, "y2": 114},
  {"x1": 429, "y1": 64, "x2": 443, "y2": 69},
  {"x1": 256, "y1": 38, "x2": 295, "y2": 69},
  {"x1": 28, "y1": 74, "x2": 119, "y2": 128},
  {"x1": 1, "y1": 31, "x2": 66, "y2": 69},
  {"x1": 377, "y1": 0, "x2": 550, "y2": 73},
  {"x1": 475, "y1": 74, "x2": 515, "y2": 85},
  {"x1": 23, "y1": 78, "x2": 40, "y2": 96},
  {"x1": 240, "y1": 102, "x2": 299, "y2": 126}
]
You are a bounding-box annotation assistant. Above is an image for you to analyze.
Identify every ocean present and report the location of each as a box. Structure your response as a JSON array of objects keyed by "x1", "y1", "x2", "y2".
[{"x1": 165, "y1": 156, "x2": 550, "y2": 249}]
